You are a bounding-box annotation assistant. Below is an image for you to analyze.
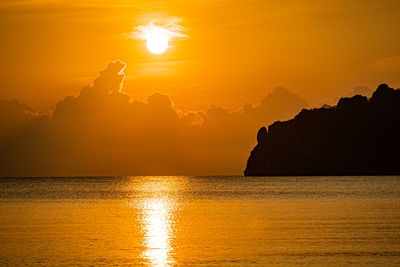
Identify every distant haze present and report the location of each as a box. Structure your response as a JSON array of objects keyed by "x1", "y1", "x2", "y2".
[{"x1": 0, "y1": 61, "x2": 308, "y2": 176}]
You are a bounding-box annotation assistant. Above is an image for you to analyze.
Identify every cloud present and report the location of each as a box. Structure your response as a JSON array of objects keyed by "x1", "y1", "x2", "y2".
[
  {"x1": 0, "y1": 99, "x2": 40, "y2": 138},
  {"x1": 369, "y1": 56, "x2": 400, "y2": 72},
  {"x1": 131, "y1": 20, "x2": 187, "y2": 41},
  {"x1": 0, "y1": 61, "x2": 307, "y2": 176},
  {"x1": 352, "y1": 86, "x2": 373, "y2": 97},
  {"x1": 322, "y1": 85, "x2": 373, "y2": 107}
]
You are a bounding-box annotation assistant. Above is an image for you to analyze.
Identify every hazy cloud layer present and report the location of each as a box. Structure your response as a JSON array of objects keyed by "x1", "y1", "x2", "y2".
[
  {"x1": 0, "y1": 61, "x2": 307, "y2": 176},
  {"x1": 370, "y1": 56, "x2": 400, "y2": 72}
]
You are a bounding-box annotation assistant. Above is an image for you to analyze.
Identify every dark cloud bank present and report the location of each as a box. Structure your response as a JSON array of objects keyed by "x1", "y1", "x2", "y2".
[
  {"x1": 245, "y1": 84, "x2": 400, "y2": 176},
  {"x1": 0, "y1": 61, "x2": 308, "y2": 176}
]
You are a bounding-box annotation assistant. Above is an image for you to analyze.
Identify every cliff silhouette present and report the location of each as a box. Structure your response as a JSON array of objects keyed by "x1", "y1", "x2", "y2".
[{"x1": 244, "y1": 84, "x2": 400, "y2": 176}]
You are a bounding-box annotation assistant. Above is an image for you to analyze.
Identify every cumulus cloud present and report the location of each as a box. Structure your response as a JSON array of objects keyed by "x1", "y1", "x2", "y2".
[{"x1": 0, "y1": 61, "x2": 307, "y2": 176}]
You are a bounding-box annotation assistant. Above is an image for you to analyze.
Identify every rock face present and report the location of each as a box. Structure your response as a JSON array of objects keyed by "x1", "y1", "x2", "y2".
[{"x1": 244, "y1": 84, "x2": 400, "y2": 176}]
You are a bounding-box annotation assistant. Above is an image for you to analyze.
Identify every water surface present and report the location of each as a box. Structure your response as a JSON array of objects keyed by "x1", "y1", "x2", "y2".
[{"x1": 0, "y1": 176, "x2": 400, "y2": 266}]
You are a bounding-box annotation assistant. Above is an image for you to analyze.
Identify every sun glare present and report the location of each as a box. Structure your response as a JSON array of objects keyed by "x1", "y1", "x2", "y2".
[
  {"x1": 146, "y1": 30, "x2": 169, "y2": 54},
  {"x1": 133, "y1": 21, "x2": 186, "y2": 55}
]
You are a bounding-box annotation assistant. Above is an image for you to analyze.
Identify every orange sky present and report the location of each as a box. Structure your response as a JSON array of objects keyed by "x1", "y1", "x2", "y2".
[{"x1": 1, "y1": 0, "x2": 400, "y2": 112}]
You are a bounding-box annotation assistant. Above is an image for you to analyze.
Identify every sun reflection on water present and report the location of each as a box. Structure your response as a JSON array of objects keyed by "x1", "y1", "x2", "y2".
[
  {"x1": 133, "y1": 177, "x2": 183, "y2": 267},
  {"x1": 141, "y1": 199, "x2": 174, "y2": 266}
]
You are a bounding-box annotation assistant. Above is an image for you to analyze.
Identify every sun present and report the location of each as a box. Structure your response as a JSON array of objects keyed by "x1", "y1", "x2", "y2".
[
  {"x1": 146, "y1": 31, "x2": 169, "y2": 54},
  {"x1": 133, "y1": 21, "x2": 187, "y2": 55}
]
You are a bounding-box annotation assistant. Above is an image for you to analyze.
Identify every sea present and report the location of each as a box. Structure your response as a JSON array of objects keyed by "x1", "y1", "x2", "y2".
[{"x1": 0, "y1": 176, "x2": 399, "y2": 266}]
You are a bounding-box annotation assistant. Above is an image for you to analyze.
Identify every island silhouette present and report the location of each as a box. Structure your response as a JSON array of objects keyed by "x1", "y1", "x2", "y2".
[{"x1": 244, "y1": 84, "x2": 400, "y2": 176}]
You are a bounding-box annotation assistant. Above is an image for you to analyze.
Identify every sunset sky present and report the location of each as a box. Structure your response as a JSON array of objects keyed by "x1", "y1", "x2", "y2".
[
  {"x1": 1, "y1": 0, "x2": 400, "y2": 112},
  {"x1": 1, "y1": 0, "x2": 400, "y2": 176}
]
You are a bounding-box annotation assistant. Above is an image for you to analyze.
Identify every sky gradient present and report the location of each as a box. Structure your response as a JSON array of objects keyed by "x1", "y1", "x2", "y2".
[
  {"x1": 1, "y1": 0, "x2": 400, "y2": 111},
  {"x1": 0, "y1": 0, "x2": 400, "y2": 175}
]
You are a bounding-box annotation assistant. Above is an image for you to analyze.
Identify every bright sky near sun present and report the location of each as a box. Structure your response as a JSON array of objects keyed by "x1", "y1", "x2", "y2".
[
  {"x1": 0, "y1": 0, "x2": 400, "y2": 111},
  {"x1": 133, "y1": 21, "x2": 187, "y2": 54}
]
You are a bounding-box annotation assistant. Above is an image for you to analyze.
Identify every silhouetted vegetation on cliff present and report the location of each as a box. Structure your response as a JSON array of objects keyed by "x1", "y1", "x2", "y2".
[{"x1": 244, "y1": 84, "x2": 400, "y2": 176}]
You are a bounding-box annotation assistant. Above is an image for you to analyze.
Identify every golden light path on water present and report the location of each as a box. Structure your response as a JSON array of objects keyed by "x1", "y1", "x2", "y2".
[
  {"x1": 133, "y1": 177, "x2": 181, "y2": 266},
  {"x1": 142, "y1": 199, "x2": 173, "y2": 266}
]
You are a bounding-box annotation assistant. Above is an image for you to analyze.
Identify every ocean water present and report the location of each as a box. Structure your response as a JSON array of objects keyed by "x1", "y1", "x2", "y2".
[{"x1": 0, "y1": 176, "x2": 400, "y2": 266}]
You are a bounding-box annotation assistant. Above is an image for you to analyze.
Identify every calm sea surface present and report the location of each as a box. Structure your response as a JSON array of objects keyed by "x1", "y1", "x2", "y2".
[{"x1": 0, "y1": 176, "x2": 400, "y2": 266}]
